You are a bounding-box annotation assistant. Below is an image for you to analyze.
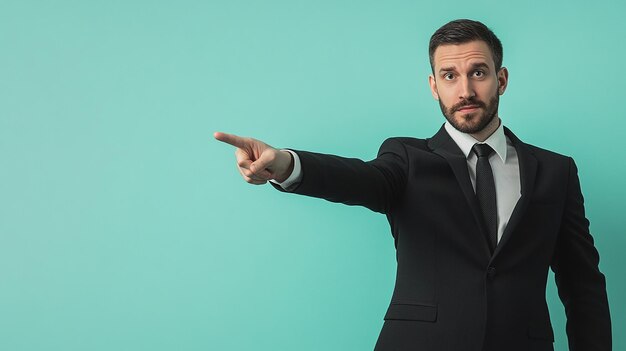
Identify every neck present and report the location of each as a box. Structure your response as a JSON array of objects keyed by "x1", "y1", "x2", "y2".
[{"x1": 471, "y1": 116, "x2": 500, "y2": 142}]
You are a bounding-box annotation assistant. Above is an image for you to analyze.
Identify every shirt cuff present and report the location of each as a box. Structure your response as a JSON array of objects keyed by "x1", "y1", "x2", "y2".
[{"x1": 269, "y1": 149, "x2": 302, "y2": 190}]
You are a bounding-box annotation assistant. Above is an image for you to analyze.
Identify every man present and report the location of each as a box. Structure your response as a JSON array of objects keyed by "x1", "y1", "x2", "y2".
[{"x1": 214, "y1": 19, "x2": 611, "y2": 351}]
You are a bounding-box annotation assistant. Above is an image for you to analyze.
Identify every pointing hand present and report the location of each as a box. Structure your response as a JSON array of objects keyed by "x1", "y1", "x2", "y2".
[{"x1": 214, "y1": 132, "x2": 294, "y2": 185}]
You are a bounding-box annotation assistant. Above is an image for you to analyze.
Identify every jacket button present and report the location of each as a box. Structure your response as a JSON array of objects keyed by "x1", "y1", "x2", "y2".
[{"x1": 487, "y1": 266, "x2": 497, "y2": 280}]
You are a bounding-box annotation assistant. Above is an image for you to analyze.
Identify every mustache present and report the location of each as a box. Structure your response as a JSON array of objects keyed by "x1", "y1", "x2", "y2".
[{"x1": 451, "y1": 99, "x2": 486, "y2": 113}]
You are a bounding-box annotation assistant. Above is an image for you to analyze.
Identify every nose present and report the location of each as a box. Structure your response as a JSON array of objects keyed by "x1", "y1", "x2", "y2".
[{"x1": 459, "y1": 77, "x2": 476, "y2": 100}]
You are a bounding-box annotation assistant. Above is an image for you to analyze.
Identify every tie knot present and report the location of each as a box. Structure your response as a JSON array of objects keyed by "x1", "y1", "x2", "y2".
[{"x1": 472, "y1": 143, "x2": 494, "y2": 158}]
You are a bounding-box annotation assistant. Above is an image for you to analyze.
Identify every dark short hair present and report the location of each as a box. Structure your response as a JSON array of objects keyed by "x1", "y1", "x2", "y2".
[{"x1": 429, "y1": 19, "x2": 503, "y2": 73}]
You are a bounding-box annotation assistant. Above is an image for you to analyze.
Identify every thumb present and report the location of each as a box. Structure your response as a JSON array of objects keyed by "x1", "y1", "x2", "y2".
[{"x1": 249, "y1": 150, "x2": 276, "y2": 178}]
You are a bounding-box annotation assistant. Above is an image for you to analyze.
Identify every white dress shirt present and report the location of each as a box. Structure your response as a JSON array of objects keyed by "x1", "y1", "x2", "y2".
[
  {"x1": 443, "y1": 121, "x2": 521, "y2": 242},
  {"x1": 271, "y1": 121, "x2": 521, "y2": 243}
]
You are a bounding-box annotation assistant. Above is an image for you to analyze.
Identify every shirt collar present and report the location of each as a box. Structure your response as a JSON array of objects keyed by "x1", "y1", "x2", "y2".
[{"x1": 444, "y1": 120, "x2": 508, "y2": 162}]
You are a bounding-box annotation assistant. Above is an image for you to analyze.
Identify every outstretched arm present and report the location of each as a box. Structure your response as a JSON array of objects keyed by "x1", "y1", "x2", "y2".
[{"x1": 215, "y1": 132, "x2": 409, "y2": 214}]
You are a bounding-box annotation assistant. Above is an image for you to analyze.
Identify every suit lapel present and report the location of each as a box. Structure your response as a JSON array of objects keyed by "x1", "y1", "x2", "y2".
[
  {"x1": 491, "y1": 127, "x2": 538, "y2": 260},
  {"x1": 428, "y1": 126, "x2": 492, "y2": 257}
]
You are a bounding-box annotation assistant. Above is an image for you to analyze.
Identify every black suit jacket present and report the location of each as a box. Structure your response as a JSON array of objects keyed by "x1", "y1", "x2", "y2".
[{"x1": 272, "y1": 125, "x2": 611, "y2": 351}]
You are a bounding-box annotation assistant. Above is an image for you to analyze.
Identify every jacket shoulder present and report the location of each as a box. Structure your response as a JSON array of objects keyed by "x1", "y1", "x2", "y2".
[
  {"x1": 524, "y1": 143, "x2": 574, "y2": 165},
  {"x1": 380, "y1": 136, "x2": 430, "y2": 151},
  {"x1": 506, "y1": 126, "x2": 573, "y2": 164}
]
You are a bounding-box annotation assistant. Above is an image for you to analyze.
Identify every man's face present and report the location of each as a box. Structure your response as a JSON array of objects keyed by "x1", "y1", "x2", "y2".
[{"x1": 428, "y1": 40, "x2": 508, "y2": 134}]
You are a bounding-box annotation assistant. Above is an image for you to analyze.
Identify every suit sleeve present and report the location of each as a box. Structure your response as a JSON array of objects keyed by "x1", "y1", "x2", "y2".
[
  {"x1": 551, "y1": 158, "x2": 612, "y2": 350},
  {"x1": 270, "y1": 137, "x2": 409, "y2": 214}
]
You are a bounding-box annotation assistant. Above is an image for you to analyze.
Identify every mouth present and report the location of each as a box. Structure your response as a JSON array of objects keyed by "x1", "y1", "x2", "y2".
[{"x1": 456, "y1": 105, "x2": 480, "y2": 113}]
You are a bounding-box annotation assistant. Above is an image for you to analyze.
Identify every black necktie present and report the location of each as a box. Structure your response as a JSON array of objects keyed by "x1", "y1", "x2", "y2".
[{"x1": 472, "y1": 143, "x2": 498, "y2": 252}]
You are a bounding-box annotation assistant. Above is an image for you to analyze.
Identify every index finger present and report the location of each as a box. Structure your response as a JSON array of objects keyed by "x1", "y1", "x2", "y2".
[{"x1": 214, "y1": 132, "x2": 248, "y2": 149}]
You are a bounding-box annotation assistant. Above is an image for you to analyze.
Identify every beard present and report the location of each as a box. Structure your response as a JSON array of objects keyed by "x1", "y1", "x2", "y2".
[{"x1": 438, "y1": 92, "x2": 499, "y2": 134}]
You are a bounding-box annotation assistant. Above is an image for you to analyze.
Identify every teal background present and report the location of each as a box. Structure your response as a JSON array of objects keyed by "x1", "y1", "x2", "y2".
[{"x1": 1, "y1": 0, "x2": 624, "y2": 350}]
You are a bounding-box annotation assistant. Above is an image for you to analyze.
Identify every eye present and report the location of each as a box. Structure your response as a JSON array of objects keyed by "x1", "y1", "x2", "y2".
[
  {"x1": 443, "y1": 73, "x2": 455, "y2": 80},
  {"x1": 473, "y1": 70, "x2": 485, "y2": 78}
]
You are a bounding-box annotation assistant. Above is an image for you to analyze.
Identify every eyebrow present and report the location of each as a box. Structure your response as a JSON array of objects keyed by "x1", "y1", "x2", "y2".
[
  {"x1": 439, "y1": 62, "x2": 490, "y2": 74},
  {"x1": 470, "y1": 62, "x2": 490, "y2": 70},
  {"x1": 439, "y1": 66, "x2": 456, "y2": 73}
]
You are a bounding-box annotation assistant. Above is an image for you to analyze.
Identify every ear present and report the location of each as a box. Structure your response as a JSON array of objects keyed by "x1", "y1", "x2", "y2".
[
  {"x1": 497, "y1": 67, "x2": 509, "y2": 95},
  {"x1": 428, "y1": 74, "x2": 439, "y2": 100}
]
